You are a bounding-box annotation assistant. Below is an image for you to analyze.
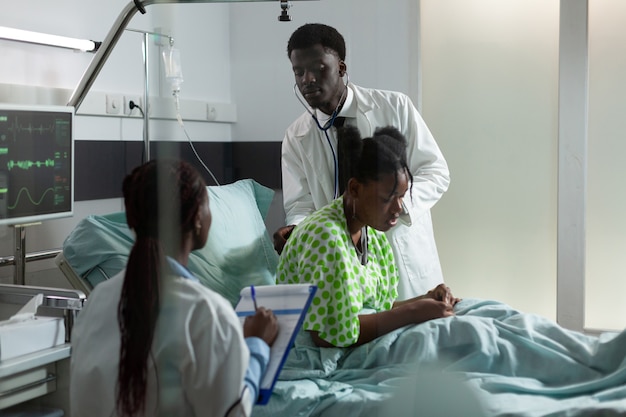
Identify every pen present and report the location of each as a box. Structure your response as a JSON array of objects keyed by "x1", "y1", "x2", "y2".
[{"x1": 251, "y1": 285, "x2": 258, "y2": 311}]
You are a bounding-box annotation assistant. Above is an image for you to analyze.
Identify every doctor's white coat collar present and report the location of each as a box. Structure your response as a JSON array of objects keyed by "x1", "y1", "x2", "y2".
[
  {"x1": 293, "y1": 83, "x2": 376, "y2": 137},
  {"x1": 313, "y1": 84, "x2": 357, "y2": 126}
]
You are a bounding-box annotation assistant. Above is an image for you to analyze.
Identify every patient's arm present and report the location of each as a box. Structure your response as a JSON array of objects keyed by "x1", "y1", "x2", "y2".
[{"x1": 309, "y1": 298, "x2": 454, "y2": 348}]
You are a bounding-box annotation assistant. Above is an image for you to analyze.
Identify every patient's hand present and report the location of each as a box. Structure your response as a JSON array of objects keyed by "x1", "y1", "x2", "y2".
[
  {"x1": 412, "y1": 298, "x2": 455, "y2": 322},
  {"x1": 423, "y1": 284, "x2": 461, "y2": 306},
  {"x1": 243, "y1": 307, "x2": 279, "y2": 346},
  {"x1": 273, "y1": 225, "x2": 295, "y2": 254}
]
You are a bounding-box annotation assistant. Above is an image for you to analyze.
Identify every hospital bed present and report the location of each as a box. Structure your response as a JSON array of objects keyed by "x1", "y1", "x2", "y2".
[{"x1": 55, "y1": 179, "x2": 626, "y2": 417}]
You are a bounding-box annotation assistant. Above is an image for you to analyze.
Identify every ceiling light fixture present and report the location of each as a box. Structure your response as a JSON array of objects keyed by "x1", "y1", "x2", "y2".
[{"x1": 0, "y1": 26, "x2": 100, "y2": 52}]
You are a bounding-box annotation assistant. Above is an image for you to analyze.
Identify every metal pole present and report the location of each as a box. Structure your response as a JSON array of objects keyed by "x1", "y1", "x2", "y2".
[
  {"x1": 0, "y1": 249, "x2": 61, "y2": 267},
  {"x1": 67, "y1": 1, "x2": 141, "y2": 109},
  {"x1": 13, "y1": 226, "x2": 26, "y2": 285},
  {"x1": 143, "y1": 32, "x2": 150, "y2": 161}
]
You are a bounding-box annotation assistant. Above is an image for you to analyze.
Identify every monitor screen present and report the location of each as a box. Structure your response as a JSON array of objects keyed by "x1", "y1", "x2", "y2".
[{"x1": 0, "y1": 104, "x2": 74, "y2": 226}]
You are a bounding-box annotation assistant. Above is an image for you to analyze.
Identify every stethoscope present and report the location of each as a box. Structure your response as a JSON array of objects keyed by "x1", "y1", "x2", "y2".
[{"x1": 293, "y1": 74, "x2": 350, "y2": 199}]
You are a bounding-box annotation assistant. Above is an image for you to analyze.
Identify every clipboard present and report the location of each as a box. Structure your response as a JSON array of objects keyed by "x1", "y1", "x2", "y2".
[{"x1": 235, "y1": 284, "x2": 317, "y2": 405}]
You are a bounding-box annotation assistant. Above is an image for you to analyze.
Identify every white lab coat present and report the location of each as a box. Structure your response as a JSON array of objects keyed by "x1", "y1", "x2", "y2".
[
  {"x1": 282, "y1": 83, "x2": 450, "y2": 299},
  {"x1": 70, "y1": 271, "x2": 251, "y2": 417}
]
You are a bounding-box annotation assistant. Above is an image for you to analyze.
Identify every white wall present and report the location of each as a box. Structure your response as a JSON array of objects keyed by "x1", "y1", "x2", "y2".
[
  {"x1": 229, "y1": 0, "x2": 416, "y2": 142},
  {"x1": 0, "y1": 1, "x2": 234, "y2": 98}
]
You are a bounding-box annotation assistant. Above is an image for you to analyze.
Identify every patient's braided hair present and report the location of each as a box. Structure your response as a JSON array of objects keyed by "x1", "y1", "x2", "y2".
[
  {"x1": 116, "y1": 159, "x2": 207, "y2": 416},
  {"x1": 337, "y1": 125, "x2": 412, "y2": 197}
]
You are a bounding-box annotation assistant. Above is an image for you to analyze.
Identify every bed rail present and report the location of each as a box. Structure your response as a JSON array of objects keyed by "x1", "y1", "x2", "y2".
[
  {"x1": 0, "y1": 249, "x2": 61, "y2": 268},
  {"x1": 0, "y1": 248, "x2": 62, "y2": 286}
]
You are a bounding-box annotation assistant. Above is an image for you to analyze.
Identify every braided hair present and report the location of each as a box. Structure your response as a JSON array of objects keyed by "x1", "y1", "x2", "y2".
[
  {"x1": 337, "y1": 125, "x2": 413, "y2": 197},
  {"x1": 116, "y1": 159, "x2": 207, "y2": 416}
]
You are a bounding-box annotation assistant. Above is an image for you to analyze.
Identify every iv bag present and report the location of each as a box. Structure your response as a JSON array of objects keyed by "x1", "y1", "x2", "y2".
[{"x1": 162, "y1": 46, "x2": 184, "y2": 92}]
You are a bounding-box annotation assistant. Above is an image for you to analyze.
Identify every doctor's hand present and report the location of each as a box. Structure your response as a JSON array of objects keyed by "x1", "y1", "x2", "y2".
[
  {"x1": 243, "y1": 307, "x2": 279, "y2": 347},
  {"x1": 273, "y1": 225, "x2": 295, "y2": 255}
]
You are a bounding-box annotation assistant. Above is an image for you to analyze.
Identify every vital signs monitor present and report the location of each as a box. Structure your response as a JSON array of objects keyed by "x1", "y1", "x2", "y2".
[{"x1": 0, "y1": 103, "x2": 74, "y2": 226}]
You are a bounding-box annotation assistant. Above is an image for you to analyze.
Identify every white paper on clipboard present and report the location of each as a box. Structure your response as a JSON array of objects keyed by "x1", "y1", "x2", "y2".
[{"x1": 235, "y1": 284, "x2": 317, "y2": 405}]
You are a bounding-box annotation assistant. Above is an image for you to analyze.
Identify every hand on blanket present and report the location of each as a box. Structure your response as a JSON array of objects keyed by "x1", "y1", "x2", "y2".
[
  {"x1": 422, "y1": 284, "x2": 461, "y2": 306},
  {"x1": 411, "y1": 298, "x2": 455, "y2": 321},
  {"x1": 244, "y1": 307, "x2": 279, "y2": 346}
]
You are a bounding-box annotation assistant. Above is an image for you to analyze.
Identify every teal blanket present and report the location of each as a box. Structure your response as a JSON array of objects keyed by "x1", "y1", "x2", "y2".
[{"x1": 253, "y1": 299, "x2": 626, "y2": 417}]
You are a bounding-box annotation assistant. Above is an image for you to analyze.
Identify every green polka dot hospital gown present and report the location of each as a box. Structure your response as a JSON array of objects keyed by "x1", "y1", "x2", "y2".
[{"x1": 277, "y1": 197, "x2": 398, "y2": 347}]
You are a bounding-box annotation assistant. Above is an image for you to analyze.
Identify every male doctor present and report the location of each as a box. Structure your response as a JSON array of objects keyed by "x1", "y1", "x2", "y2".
[{"x1": 274, "y1": 23, "x2": 450, "y2": 300}]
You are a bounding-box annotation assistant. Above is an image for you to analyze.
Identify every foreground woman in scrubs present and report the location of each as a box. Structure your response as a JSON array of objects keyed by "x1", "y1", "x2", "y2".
[{"x1": 70, "y1": 159, "x2": 278, "y2": 417}]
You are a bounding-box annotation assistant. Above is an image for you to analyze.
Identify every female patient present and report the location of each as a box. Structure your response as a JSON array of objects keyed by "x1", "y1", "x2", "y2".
[
  {"x1": 70, "y1": 159, "x2": 278, "y2": 416},
  {"x1": 278, "y1": 126, "x2": 458, "y2": 348}
]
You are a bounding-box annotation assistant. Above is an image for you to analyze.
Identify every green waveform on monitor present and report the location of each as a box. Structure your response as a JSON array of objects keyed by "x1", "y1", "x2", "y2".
[
  {"x1": 8, "y1": 187, "x2": 56, "y2": 209},
  {"x1": 6, "y1": 159, "x2": 55, "y2": 171}
]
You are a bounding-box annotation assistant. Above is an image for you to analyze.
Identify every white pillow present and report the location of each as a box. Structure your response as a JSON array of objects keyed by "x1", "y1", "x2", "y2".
[{"x1": 62, "y1": 179, "x2": 278, "y2": 306}]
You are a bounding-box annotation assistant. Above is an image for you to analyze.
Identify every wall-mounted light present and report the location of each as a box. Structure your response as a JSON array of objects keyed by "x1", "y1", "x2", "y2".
[{"x1": 0, "y1": 26, "x2": 100, "y2": 52}]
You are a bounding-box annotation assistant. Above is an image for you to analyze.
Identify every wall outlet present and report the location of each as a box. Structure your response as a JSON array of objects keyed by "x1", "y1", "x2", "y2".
[
  {"x1": 207, "y1": 105, "x2": 217, "y2": 121},
  {"x1": 106, "y1": 94, "x2": 122, "y2": 114},
  {"x1": 124, "y1": 96, "x2": 142, "y2": 116}
]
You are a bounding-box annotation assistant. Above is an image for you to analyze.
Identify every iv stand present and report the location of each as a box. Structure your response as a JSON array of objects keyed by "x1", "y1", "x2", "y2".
[
  {"x1": 14, "y1": 226, "x2": 26, "y2": 285},
  {"x1": 66, "y1": 0, "x2": 306, "y2": 158},
  {"x1": 143, "y1": 32, "x2": 150, "y2": 160},
  {"x1": 125, "y1": 29, "x2": 174, "y2": 162}
]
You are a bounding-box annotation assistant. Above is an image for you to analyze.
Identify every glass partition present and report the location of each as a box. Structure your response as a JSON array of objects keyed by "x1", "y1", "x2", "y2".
[
  {"x1": 421, "y1": 0, "x2": 559, "y2": 318},
  {"x1": 586, "y1": 0, "x2": 626, "y2": 331}
]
